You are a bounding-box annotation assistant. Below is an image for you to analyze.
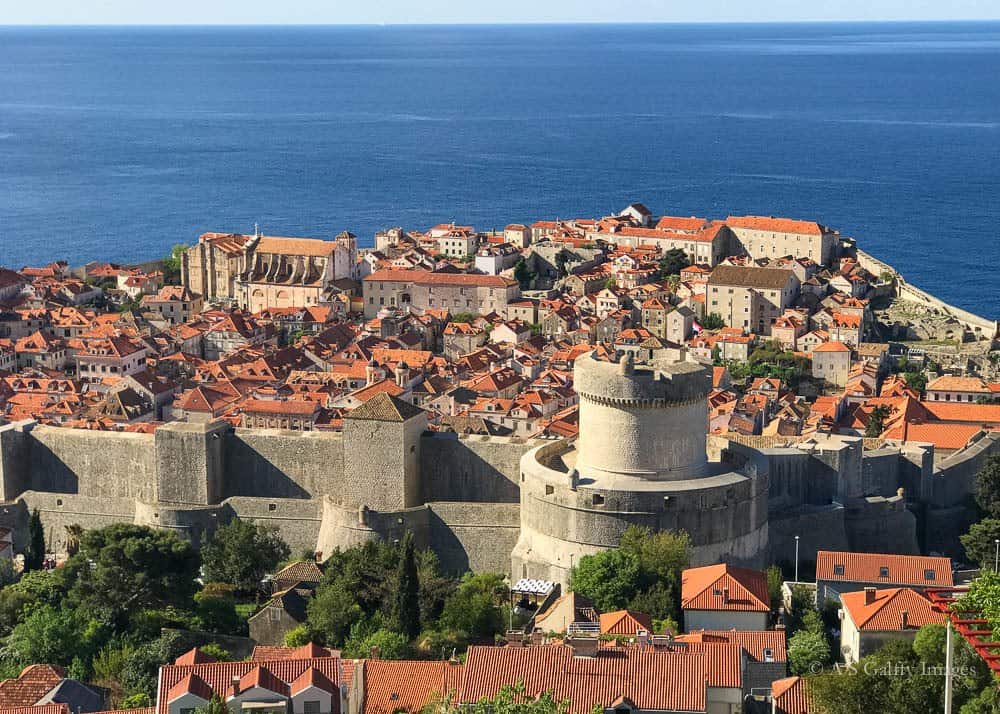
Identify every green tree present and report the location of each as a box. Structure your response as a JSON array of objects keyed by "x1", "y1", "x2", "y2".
[
  {"x1": 121, "y1": 694, "x2": 152, "y2": 709},
  {"x1": 960, "y1": 518, "x2": 1000, "y2": 570},
  {"x1": 25, "y1": 508, "x2": 46, "y2": 571},
  {"x1": 658, "y1": 248, "x2": 691, "y2": 278},
  {"x1": 194, "y1": 583, "x2": 243, "y2": 634},
  {"x1": 784, "y1": 584, "x2": 816, "y2": 636},
  {"x1": 117, "y1": 631, "x2": 187, "y2": 702},
  {"x1": 766, "y1": 565, "x2": 784, "y2": 612},
  {"x1": 162, "y1": 244, "x2": 188, "y2": 284},
  {"x1": 974, "y1": 454, "x2": 1000, "y2": 519},
  {"x1": 439, "y1": 573, "x2": 507, "y2": 641},
  {"x1": 393, "y1": 532, "x2": 421, "y2": 641},
  {"x1": 67, "y1": 523, "x2": 200, "y2": 626},
  {"x1": 569, "y1": 549, "x2": 641, "y2": 612},
  {"x1": 307, "y1": 578, "x2": 364, "y2": 646},
  {"x1": 0, "y1": 558, "x2": 15, "y2": 588},
  {"x1": 344, "y1": 626, "x2": 411, "y2": 660},
  {"x1": 425, "y1": 681, "x2": 571, "y2": 714},
  {"x1": 865, "y1": 405, "x2": 891, "y2": 438},
  {"x1": 903, "y1": 371, "x2": 927, "y2": 395},
  {"x1": 513, "y1": 259, "x2": 534, "y2": 289},
  {"x1": 283, "y1": 624, "x2": 312, "y2": 647},
  {"x1": 554, "y1": 252, "x2": 569, "y2": 278},
  {"x1": 201, "y1": 518, "x2": 290, "y2": 597},
  {"x1": 64, "y1": 523, "x2": 83, "y2": 557},
  {"x1": 4, "y1": 604, "x2": 98, "y2": 669},
  {"x1": 194, "y1": 696, "x2": 230, "y2": 714},
  {"x1": 788, "y1": 629, "x2": 830, "y2": 675},
  {"x1": 417, "y1": 549, "x2": 456, "y2": 627},
  {"x1": 199, "y1": 643, "x2": 231, "y2": 661},
  {"x1": 700, "y1": 313, "x2": 725, "y2": 330}
]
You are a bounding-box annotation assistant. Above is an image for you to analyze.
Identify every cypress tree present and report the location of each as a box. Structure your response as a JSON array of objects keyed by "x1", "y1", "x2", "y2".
[
  {"x1": 25, "y1": 508, "x2": 45, "y2": 571},
  {"x1": 393, "y1": 532, "x2": 421, "y2": 641}
]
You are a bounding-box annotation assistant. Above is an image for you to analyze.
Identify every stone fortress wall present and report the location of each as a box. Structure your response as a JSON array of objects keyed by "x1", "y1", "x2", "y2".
[{"x1": 1, "y1": 392, "x2": 998, "y2": 578}]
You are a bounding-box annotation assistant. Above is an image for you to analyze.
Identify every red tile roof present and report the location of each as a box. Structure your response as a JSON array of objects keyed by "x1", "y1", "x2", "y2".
[
  {"x1": 458, "y1": 644, "x2": 708, "y2": 713},
  {"x1": 362, "y1": 661, "x2": 463, "y2": 714},
  {"x1": 726, "y1": 216, "x2": 827, "y2": 235},
  {"x1": 771, "y1": 676, "x2": 810, "y2": 714},
  {"x1": 681, "y1": 564, "x2": 770, "y2": 612},
  {"x1": 364, "y1": 269, "x2": 516, "y2": 288},
  {"x1": 815, "y1": 551, "x2": 953, "y2": 587},
  {"x1": 598, "y1": 610, "x2": 653, "y2": 636},
  {"x1": 157, "y1": 659, "x2": 349, "y2": 714},
  {"x1": 680, "y1": 629, "x2": 786, "y2": 663},
  {"x1": 840, "y1": 587, "x2": 944, "y2": 632},
  {"x1": 0, "y1": 667, "x2": 65, "y2": 709}
]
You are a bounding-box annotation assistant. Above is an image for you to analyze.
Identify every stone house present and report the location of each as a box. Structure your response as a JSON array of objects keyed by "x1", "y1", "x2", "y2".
[
  {"x1": 362, "y1": 270, "x2": 519, "y2": 319},
  {"x1": 74, "y1": 335, "x2": 151, "y2": 386},
  {"x1": 666, "y1": 306, "x2": 695, "y2": 344},
  {"x1": 248, "y1": 587, "x2": 312, "y2": 646},
  {"x1": 925, "y1": 375, "x2": 992, "y2": 404},
  {"x1": 726, "y1": 216, "x2": 838, "y2": 266},
  {"x1": 811, "y1": 341, "x2": 852, "y2": 388},
  {"x1": 442, "y1": 322, "x2": 487, "y2": 360},
  {"x1": 641, "y1": 297, "x2": 669, "y2": 339},
  {"x1": 706, "y1": 266, "x2": 799, "y2": 336},
  {"x1": 14, "y1": 331, "x2": 69, "y2": 371},
  {"x1": 142, "y1": 285, "x2": 204, "y2": 326}
]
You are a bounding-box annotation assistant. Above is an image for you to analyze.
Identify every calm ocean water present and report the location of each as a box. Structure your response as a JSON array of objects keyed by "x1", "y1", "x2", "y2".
[{"x1": 0, "y1": 23, "x2": 998, "y2": 316}]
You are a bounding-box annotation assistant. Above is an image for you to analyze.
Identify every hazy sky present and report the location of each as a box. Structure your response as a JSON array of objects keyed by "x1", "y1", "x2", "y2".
[{"x1": 2, "y1": 0, "x2": 999, "y2": 25}]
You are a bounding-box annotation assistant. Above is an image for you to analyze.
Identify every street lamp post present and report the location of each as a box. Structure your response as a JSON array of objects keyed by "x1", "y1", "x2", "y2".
[
  {"x1": 794, "y1": 535, "x2": 800, "y2": 583},
  {"x1": 994, "y1": 539, "x2": 999, "y2": 571}
]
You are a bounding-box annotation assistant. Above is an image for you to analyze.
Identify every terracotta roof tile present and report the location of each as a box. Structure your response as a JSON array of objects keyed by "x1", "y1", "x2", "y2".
[
  {"x1": 681, "y1": 564, "x2": 770, "y2": 612},
  {"x1": 840, "y1": 587, "x2": 944, "y2": 631},
  {"x1": 815, "y1": 551, "x2": 952, "y2": 587}
]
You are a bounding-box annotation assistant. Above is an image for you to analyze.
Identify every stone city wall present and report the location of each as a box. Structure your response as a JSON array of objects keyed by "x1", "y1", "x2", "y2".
[
  {"x1": 855, "y1": 248, "x2": 997, "y2": 339},
  {"x1": 419, "y1": 432, "x2": 534, "y2": 503}
]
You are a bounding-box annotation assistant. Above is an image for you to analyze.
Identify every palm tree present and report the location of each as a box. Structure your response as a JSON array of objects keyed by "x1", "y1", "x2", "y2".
[{"x1": 65, "y1": 524, "x2": 83, "y2": 557}]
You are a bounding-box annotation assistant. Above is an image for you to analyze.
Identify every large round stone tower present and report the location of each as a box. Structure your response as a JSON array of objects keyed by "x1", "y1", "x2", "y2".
[{"x1": 511, "y1": 350, "x2": 768, "y2": 586}]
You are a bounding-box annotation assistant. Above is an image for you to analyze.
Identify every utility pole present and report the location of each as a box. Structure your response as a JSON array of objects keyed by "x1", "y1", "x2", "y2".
[
  {"x1": 944, "y1": 619, "x2": 954, "y2": 714},
  {"x1": 794, "y1": 535, "x2": 800, "y2": 583}
]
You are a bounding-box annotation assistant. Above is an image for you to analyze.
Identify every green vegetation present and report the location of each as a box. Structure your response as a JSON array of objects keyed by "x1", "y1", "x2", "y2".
[
  {"x1": 569, "y1": 526, "x2": 689, "y2": 627},
  {"x1": 425, "y1": 681, "x2": 572, "y2": 714},
  {"x1": 961, "y1": 456, "x2": 1000, "y2": 569},
  {"x1": 450, "y1": 312, "x2": 477, "y2": 324},
  {"x1": 0, "y1": 523, "x2": 250, "y2": 705},
  {"x1": 303, "y1": 538, "x2": 510, "y2": 660},
  {"x1": 162, "y1": 244, "x2": 188, "y2": 284},
  {"x1": 25, "y1": 508, "x2": 45, "y2": 572},
  {"x1": 200, "y1": 517, "x2": 290, "y2": 598},
  {"x1": 865, "y1": 404, "x2": 891, "y2": 438},
  {"x1": 658, "y1": 248, "x2": 691, "y2": 278},
  {"x1": 725, "y1": 340, "x2": 812, "y2": 388},
  {"x1": 807, "y1": 627, "x2": 995, "y2": 713},
  {"x1": 513, "y1": 258, "x2": 534, "y2": 289},
  {"x1": 700, "y1": 312, "x2": 725, "y2": 330}
]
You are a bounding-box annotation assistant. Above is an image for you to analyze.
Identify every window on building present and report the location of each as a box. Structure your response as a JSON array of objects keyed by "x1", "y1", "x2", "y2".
[
  {"x1": 833, "y1": 564, "x2": 845, "y2": 576},
  {"x1": 924, "y1": 569, "x2": 936, "y2": 581},
  {"x1": 181, "y1": 708, "x2": 195, "y2": 714},
  {"x1": 592, "y1": 494, "x2": 605, "y2": 506},
  {"x1": 879, "y1": 566, "x2": 889, "y2": 578},
  {"x1": 303, "y1": 702, "x2": 321, "y2": 714}
]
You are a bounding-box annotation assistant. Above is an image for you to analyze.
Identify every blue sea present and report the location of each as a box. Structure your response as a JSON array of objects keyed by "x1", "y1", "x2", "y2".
[{"x1": 1, "y1": 23, "x2": 998, "y2": 316}]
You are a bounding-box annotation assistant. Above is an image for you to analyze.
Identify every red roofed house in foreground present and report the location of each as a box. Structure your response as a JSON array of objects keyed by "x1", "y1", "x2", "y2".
[
  {"x1": 157, "y1": 647, "x2": 350, "y2": 714},
  {"x1": 681, "y1": 564, "x2": 771, "y2": 632},
  {"x1": 839, "y1": 587, "x2": 944, "y2": 664}
]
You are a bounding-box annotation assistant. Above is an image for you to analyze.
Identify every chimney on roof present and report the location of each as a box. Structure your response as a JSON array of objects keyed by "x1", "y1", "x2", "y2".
[
  {"x1": 370, "y1": 645, "x2": 380, "y2": 660},
  {"x1": 864, "y1": 587, "x2": 876, "y2": 605},
  {"x1": 900, "y1": 610, "x2": 909, "y2": 630},
  {"x1": 636, "y1": 629, "x2": 650, "y2": 648},
  {"x1": 568, "y1": 635, "x2": 599, "y2": 658},
  {"x1": 722, "y1": 586, "x2": 730, "y2": 605},
  {"x1": 231, "y1": 676, "x2": 241, "y2": 697}
]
